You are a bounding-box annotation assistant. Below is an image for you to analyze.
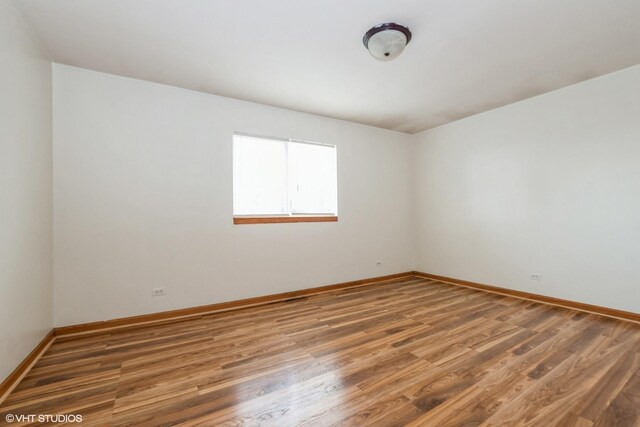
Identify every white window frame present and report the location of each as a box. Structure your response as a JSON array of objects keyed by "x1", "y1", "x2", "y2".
[{"x1": 232, "y1": 131, "x2": 338, "y2": 219}]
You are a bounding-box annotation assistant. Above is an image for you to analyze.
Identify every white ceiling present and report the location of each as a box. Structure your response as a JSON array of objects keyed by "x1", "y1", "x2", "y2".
[{"x1": 16, "y1": 0, "x2": 640, "y2": 133}]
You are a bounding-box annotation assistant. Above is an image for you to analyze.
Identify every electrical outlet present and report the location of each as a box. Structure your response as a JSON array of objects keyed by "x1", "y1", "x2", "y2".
[
  {"x1": 530, "y1": 273, "x2": 541, "y2": 281},
  {"x1": 376, "y1": 261, "x2": 383, "y2": 267},
  {"x1": 152, "y1": 287, "x2": 166, "y2": 297}
]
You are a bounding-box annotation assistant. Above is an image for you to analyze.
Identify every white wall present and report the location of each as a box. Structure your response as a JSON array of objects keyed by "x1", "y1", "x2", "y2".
[
  {"x1": 51, "y1": 59, "x2": 640, "y2": 327},
  {"x1": 52, "y1": 65, "x2": 414, "y2": 326},
  {"x1": 414, "y1": 65, "x2": 640, "y2": 313},
  {"x1": 0, "y1": 1, "x2": 52, "y2": 380}
]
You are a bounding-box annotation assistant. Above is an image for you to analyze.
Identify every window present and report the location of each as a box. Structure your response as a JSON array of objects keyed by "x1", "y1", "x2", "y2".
[{"x1": 233, "y1": 133, "x2": 338, "y2": 224}]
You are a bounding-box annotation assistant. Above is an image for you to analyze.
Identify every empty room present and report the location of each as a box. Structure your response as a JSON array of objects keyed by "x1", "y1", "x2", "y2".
[{"x1": 1, "y1": 0, "x2": 639, "y2": 425}]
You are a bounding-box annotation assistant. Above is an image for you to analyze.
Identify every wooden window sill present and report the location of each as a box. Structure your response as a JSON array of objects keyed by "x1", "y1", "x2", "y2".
[{"x1": 233, "y1": 216, "x2": 338, "y2": 225}]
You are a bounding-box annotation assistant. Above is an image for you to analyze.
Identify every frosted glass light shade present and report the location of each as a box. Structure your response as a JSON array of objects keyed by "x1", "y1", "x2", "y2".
[
  {"x1": 367, "y1": 30, "x2": 407, "y2": 61},
  {"x1": 363, "y1": 23, "x2": 412, "y2": 62}
]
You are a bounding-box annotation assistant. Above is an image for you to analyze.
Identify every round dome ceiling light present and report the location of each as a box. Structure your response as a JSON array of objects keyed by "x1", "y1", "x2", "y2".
[{"x1": 363, "y1": 23, "x2": 412, "y2": 61}]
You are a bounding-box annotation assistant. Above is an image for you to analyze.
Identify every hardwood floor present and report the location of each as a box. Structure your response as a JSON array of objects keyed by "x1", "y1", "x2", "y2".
[{"x1": 1, "y1": 277, "x2": 639, "y2": 426}]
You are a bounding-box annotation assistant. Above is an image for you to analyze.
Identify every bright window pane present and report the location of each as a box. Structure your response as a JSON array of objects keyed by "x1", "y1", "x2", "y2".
[
  {"x1": 233, "y1": 133, "x2": 337, "y2": 217},
  {"x1": 288, "y1": 143, "x2": 337, "y2": 214},
  {"x1": 233, "y1": 135, "x2": 287, "y2": 215}
]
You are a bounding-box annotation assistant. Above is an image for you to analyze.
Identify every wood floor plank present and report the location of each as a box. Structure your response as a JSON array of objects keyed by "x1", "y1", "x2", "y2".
[{"x1": 1, "y1": 277, "x2": 639, "y2": 426}]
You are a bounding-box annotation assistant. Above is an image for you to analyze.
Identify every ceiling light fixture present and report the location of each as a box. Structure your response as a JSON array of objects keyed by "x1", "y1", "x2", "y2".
[{"x1": 363, "y1": 23, "x2": 412, "y2": 61}]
